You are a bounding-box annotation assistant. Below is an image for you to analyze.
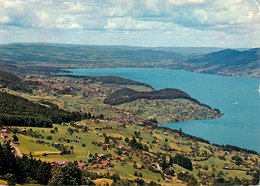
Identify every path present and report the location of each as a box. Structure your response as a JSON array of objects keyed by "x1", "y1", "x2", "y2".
[{"x1": 13, "y1": 146, "x2": 22, "y2": 158}]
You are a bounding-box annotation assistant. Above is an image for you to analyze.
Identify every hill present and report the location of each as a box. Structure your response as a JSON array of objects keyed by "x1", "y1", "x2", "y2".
[
  {"x1": 105, "y1": 88, "x2": 201, "y2": 106},
  {"x1": 0, "y1": 43, "x2": 184, "y2": 64},
  {"x1": 0, "y1": 70, "x2": 32, "y2": 93},
  {"x1": 0, "y1": 92, "x2": 88, "y2": 127},
  {"x1": 184, "y1": 48, "x2": 260, "y2": 66},
  {"x1": 59, "y1": 75, "x2": 153, "y2": 89},
  {"x1": 169, "y1": 48, "x2": 260, "y2": 78}
]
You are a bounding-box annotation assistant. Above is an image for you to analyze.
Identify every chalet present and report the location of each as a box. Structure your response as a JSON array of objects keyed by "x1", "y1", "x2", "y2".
[
  {"x1": 52, "y1": 160, "x2": 70, "y2": 166},
  {"x1": 186, "y1": 153, "x2": 191, "y2": 156},
  {"x1": 1, "y1": 132, "x2": 8, "y2": 139},
  {"x1": 96, "y1": 153, "x2": 105, "y2": 158},
  {"x1": 77, "y1": 162, "x2": 87, "y2": 170},
  {"x1": 173, "y1": 133, "x2": 179, "y2": 136},
  {"x1": 118, "y1": 145, "x2": 125, "y2": 149},
  {"x1": 165, "y1": 175, "x2": 172, "y2": 179},
  {"x1": 103, "y1": 161, "x2": 110, "y2": 168},
  {"x1": 192, "y1": 163, "x2": 198, "y2": 166},
  {"x1": 122, "y1": 151, "x2": 128, "y2": 154},
  {"x1": 114, "y1": 156, "x2": 121, "y2": 160},
  {"x1": 137, "y1": 165, "x2": 142, "y2": 169},
  {"x1": 102, "y1": 143, "x2": 110, "y2": 147}
]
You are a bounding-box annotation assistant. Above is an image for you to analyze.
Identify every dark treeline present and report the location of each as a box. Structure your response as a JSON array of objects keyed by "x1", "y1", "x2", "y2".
[
  {"x1": 212, "y1": 144, "x2": 258, "y2": 155},
  {"x1": 158, "y1": 126, "x2": 258, "y2": 155},
  {"x1": 0, "y1": 141, "x2": 161, "y2": 185},
  {"x1": 0, "y1": 141, "x2": 87, "y2": 185},
  {"x1": 57, "y1": 75, "x2": 153, "y2": 89},
  {"x1": 104, "y1": 88, "x2": 200, "y2": 105},
  {"x1": 0, "y1": 92, "x2": 91, "y2": 128},
  {"x1": 0, "y1": 70, "x2": 32, "y2": 93}
]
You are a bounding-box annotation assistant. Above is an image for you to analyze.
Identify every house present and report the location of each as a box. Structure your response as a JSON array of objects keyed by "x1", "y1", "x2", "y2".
[
  {"x1": 137, "y1": 165, "x2": 142, "y2": 169},
  {"x1": 1, "y1": 132, "x2": 8, "y2": 139},
  {"x1": 93, "y1": 164, "x2": 103, "y2": 169},
  {"x1": 114, "y1": 156, "x2": 121, "y2": 160},
  {"x1": 173, "y1": 133, "x2": 179, "y2": 136},
  {"x1": 102, "y1": 143, "x2": 110, "y2": 147},
  {"x1": 77, "y1": 162, "x2": 87, "y2": 170},
  {"x1": 122, "y1": 151, "x2": 127, "y2": 154},
  {"x1": 192, "y1": 163, "x2": 198, "y2": 166},
  {"x1": 20, "y1": 128, "x2": 28, "y2": 132},
  {"x1": 165, "y1": 175, "x2": 172, "y2": 179},
  {"x1": 96, "y1": 153, "x2": 105, "y2": 158},
  {"x1": 51, "y1": 160, "x2": 71, "y2": 166},
  {"x1": 103, "y1": 161, "x2": 110, "y2": 168}
]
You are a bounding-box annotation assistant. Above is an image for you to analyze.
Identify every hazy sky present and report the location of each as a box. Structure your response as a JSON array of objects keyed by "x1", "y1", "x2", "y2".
[{"x1": 0, "y1": 0, "x2": 259, "y2": 48}]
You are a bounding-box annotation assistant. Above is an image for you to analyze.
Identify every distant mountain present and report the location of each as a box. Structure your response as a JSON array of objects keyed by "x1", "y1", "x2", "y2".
[
  {"x1": 0, "y1": 43, "x2": 184, "y2": 64},
  {"x1": 0, "y1": 43, "x2": 258, "y2": 78},
  {"x1": 184, "y1": 48, "x2": 260, "y2": 66},
  {"x1": 163, "y1": 48, "x2": 260, "y2": 78},
  {"x1": 148, "y1": 47, "x2": 226, "y2": 57}
]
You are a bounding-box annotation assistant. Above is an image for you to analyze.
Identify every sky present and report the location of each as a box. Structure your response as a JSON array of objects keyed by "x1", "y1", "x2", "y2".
[{"x1": 0, "y1": 0, "x2": 259, "y2": 48}]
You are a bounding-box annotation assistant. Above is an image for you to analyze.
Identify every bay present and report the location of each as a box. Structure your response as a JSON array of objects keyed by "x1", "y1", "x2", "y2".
[{"x1": 62, "y1": 68, "x2": 260, "y2": 152}]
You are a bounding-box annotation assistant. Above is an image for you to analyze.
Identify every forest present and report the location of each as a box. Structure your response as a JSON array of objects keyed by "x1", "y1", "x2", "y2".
[
  {"x1": 59, "y1": 75, "x2": 153, "y2": 89},
  {"x1": 0, "y1": 70, "x2": 32, "y2": 93},
  {"x1": 105, "y1": 88, "x2": 200, "y2": 105},
  {"x1": 0, "y1": 92, "x2": 90, "y2": 127}
]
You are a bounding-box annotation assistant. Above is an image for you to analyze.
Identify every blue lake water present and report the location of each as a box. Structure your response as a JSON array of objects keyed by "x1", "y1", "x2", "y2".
[{"x1": 63, "y1": 68, "x2": 260, "y2": 152}]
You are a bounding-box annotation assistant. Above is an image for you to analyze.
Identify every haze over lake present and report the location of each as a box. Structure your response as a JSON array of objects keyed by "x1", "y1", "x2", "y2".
[{"x1": 63, "y1": 68, "x2": 260, "y2": 152}]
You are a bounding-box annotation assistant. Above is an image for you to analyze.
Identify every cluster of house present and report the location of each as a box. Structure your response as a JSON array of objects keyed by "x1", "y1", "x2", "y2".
[
  {"x1": 24, "y1": 77, "x2": 117, "y2": 98},
  {"x1": 51, "y1": 160, "x2": 88, "y2": 170}
]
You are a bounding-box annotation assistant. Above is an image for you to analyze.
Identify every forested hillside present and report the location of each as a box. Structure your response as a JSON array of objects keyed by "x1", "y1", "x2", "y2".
[
  {"x1": 104, "y1": 88, "x2": 201, "y2": 106},
  {"x1": 0, "y1": 70, "x2": 31, "y2": 93},
  {"x1": 0, "y1": 92, "x2": 88, "y2": 127},
  {"x1": 60, "y1": 75, "x2": 153, "y2": 89}
]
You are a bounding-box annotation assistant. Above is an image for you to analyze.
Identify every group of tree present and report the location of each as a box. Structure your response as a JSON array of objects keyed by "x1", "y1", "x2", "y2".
[
  {"x1": 0, "y1": 141, "x2": 85, "y2": 185},
  {"x1": 0, "y1": 70, "x2": 32, "y2": 93},
  {"x1": 0, "y1": 92, "x2": 93, "y2": 128},
  {"x1": 170, "y1": 154, "x2": 193, "y2": 171},
  {"x1": 104, "y1": 88, "x2": 197, "y2": 105},
  {"x1": 128, "y1": 136, "x2": 149, "y2": 151}
]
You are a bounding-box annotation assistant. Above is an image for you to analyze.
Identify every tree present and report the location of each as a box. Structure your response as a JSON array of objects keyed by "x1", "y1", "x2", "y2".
[
  {"x1": 12, "y1": 135, "x2": 19, "y2": 142},
  {"x1": 5, "y1": 173, "x2": 16, "y2": 185},
  {"x1": 61, "y1": 162, "x2": 82, "y2": 185},
  {"x1": 48, "y1": 165, "x2": 64, "y2": 185},
  {"x1": 36, "y1": 162, "x2": 52, "y2": 184}
]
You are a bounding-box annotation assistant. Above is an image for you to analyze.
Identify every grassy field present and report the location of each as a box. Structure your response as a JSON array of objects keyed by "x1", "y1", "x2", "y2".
[{"x1": 4, "y1": 119, "x2": 257, "y2": 185}]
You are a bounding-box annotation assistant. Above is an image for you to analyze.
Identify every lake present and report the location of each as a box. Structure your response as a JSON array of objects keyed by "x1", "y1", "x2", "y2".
[{"x1": 62, "y1": 68, "x2": 260, "y2": 152}]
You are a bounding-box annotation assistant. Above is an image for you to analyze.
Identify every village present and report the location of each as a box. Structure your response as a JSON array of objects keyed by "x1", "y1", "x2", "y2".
[
  {"x1": 1, "y1": 118, "x2": 259, "y2": 185},
  {"x1": 21, "y1": 75, "x2": 222, "y2": 125}
]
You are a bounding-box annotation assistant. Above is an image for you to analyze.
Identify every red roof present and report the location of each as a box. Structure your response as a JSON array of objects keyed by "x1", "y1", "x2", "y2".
[
  {"x1": 53, "y1": 160, "x2": 70, "y2": 166},
  {"x1": 77, "y1": 162, "x2": 86, "y2": 168},
  {"x1": 103, "y1": 161, "x2": 110, "y2": 166},
  {"x1": 96, "y1": 153, "x2": 105, "y2": 158},
  {"x1": 1, "y1": 132, "x2": 8, "y2": 137},
  {"x1": 114, "y1": 156, "x2": 121, "y2": 160}
]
